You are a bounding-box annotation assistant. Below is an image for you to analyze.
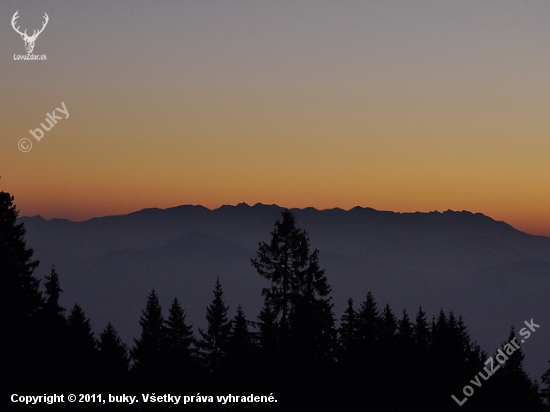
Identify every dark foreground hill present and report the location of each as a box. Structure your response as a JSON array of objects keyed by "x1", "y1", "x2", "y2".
[{"x1": 20, "y1": 203, "x2": 550, "y2": 378}]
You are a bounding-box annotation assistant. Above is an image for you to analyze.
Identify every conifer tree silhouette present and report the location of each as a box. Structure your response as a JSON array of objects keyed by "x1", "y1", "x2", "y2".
[
  {"x1": 354, "y1": 292, "x2": 383, "y2": 404},
  {"x1": 251, "y1": 210, "x2": 335, "y2": 406},
  {"x1": 39, "y1": 265, "x2": 69, "y2": 390},
  {"x1": 98, "y1": 322, "x2": 130, "y2": 389},
  {"x1": 378, "y1": 303, "x2": 399, "y2": 403},
  {"x1": 163, "y1": 297, "x2": 197, "y2": 389},
  {"x1": 3, "y1": 186, "x2": 547, "y2": 409},
  {"x1": 356, "y1": 291, "x2": 380, "y2": 376},
  {"x1": 251, "y1": 210, "x2": 315, "y2": 333},
  {"x1": 227, "y1": 305, "x2": 253, "y2": 360},
  {"x1": 397, "y1": 309, "x2": 414, "y2": 345},
  {"x1": 338, "y1": 298, "x2": 359, "y2": 364},
  {"x1": 395, "y1": 310, "x2": 415, "y2": 405},
  {"x1": 335, "y1": 298, "x2": 361, "y2": 406},
  {"x1": 198, "y1": 278, "x2": 231, "y2": 375},
  {"x1": 67, "y1": 303, "x2": 96, "y2": 351},
  {"x1": 0, "y1": 190, "x2": 42, "y2": 323},
  {"x1": 43, "y1": 265, "x2": 64, "y2": 317},
  {"x1": 66, "y1": 303, "x2": 98, "y2": 390},
  {"x1": 131, "y1": 289, "x2": 165, "y2": 385},
  {"x1": 0, "y1": 189, "x2": 43, "y2": 391},
  {"x1": 224, "y1": 305, "x2": 254, "y2": 387},
  {"x1": 490, "y1": 327, "x2": 543, "y2": 411},
  {"x1": 413, "y1": 306, "x2": 430, "y2": 349},
  {"x1": 252, "y1": 211, "x2": 334, "y2": 355},
  {"x1": 99, "y1": 322, "x2": 128, "y2": 356},
  {"x1": 165, "y1": 297, "x2": 195, "y2": 359},
  {"x1": 379, "y1": 303, "x2": 397, "y2": 343}
]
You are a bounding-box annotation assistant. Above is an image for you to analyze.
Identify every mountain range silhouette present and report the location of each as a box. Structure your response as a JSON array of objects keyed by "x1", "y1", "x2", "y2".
[{"x1": 20, "y1": 203, "x2": 550, "y2": 378}]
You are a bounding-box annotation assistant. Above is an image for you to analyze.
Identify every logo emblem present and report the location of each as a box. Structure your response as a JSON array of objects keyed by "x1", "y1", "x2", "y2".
[{"x1": 11, "y1": 10, "x2": 49, "y2": 54}]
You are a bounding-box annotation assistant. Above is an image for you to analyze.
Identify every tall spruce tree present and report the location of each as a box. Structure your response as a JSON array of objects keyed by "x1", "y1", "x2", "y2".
[
  {"x1": 396, "y1": 310, "x2": 415, "y2": 405},
  {"x1": 165, "y1": 298, "x2": 195, "y2": 359},
  {"x1": 198, "y1": 278, "x2": 231, "y2": 374},
  {"x1": 397, "y1": 309, "x2": 414, "y2": 344},
  {"x1": 492, "y1": 327, "x2": 543, "y2": 410},
  {"x1": 67, "y1": 303, "x2": 97, "y2": 354},
  {"x1": 251, "y1": 210, "x2": 336, "y2": 406},
  {"x1": 413, "y1": 306, "x2": 430, "y2": 349},
  {"x1": 338, "y1": 298, "x2": 359, "y2": 363},
  {"x1": 226, "y1": 305, "x2": 253, "y2": 362},
  {"x1": 336, "y1": 298, "x2": 362, "y2": 406},
  {"x1": 131, "y1": 289, "x2": 165, "y2": 382},
  {"x1": 378, "y1": 303, "x2": 400, "y2": 409},
  {"x1": 40, "y1": 266, "x2": 69, "y2": 389},
  {"x1": 357, "y1": 292, "x2": 380, "y2": 350},
  {"x1": 66, "y1": 303, "x2": 98, "y2": 390},
  {"x1": 224, "y1": 305, "x2": 254, "y2": 385},
  {"x1": 0, "y1": 190, "x2": 42, "y2": 323},
  {"x1": 98, "y1": 322, "x2": 129, "y2": 381},
  {"x1": 251, "y1": 210, "x2": 316, "y2": 331},
  {"x1": 43, "y1": 265, "x2": 64, "y2": 317},
  {"x1": 0, "y1": 189, "x2": 43, "y2": 391},
  {"x1": 251, "y1": 210, "x2": 334, "y2": 363},
  {"x1": 410, "y1": 306, "x2": 431, "y2": 407},
  {"x1": 379, "y1": 303, "x2": 397, "y2": 343},
  {"x1": 164, "y1": 297, "x2": 197, "y2": 388}
]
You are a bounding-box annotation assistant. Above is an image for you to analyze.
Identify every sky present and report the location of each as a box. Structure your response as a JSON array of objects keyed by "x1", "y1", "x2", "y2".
[{"x1": 2, "y1": 0, "x2": 550, "y2": 236}]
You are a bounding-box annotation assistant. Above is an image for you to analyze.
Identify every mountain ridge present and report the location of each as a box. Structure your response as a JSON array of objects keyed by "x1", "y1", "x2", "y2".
[{"x1": 18, "y1": 203, "x2": 550, "y2": 379}]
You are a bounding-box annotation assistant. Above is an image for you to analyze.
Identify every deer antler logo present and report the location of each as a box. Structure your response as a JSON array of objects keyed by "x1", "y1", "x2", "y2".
[{"x1": 11, "y1": 10, "x2": 49, "y2": 54}]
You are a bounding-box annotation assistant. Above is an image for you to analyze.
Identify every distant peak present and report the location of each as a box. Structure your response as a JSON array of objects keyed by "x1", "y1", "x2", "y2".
[
  {"x1": 217, "y1": 203, "x2": 252, "y2": 210},
  {"x1": 167, "y1": 204, "x2": 210, "y2": 212},
  {"x1": 19, "y1": 215, "x2": 51, "y2": 223},
  {"x1": 252, "y1": 202, "x2": 281, "y2": 209}
]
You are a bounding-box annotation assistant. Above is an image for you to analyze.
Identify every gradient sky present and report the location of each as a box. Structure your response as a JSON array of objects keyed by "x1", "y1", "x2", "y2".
[{"x1": 2, "y1": 1, "x2": 550, "y2": 235}]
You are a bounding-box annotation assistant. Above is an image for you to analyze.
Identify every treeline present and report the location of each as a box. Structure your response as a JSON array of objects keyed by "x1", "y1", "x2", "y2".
[{"x1": 2, "y1": 189, "x2": 550, "y2": 410}]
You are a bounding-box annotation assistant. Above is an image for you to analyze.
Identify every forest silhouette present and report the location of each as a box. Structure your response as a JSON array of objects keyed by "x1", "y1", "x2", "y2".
[{"x1": 1, "y1": 188, "x2": 550, "y2": 410}]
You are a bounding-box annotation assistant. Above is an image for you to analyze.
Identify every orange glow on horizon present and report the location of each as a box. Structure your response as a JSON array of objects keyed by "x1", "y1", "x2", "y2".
[
  {"x1": 3, "y1": 2, "x2": 550, "y2": 238},
  {"x1": 12, "y1": 189, "x2": 550, "y2": 238}
]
